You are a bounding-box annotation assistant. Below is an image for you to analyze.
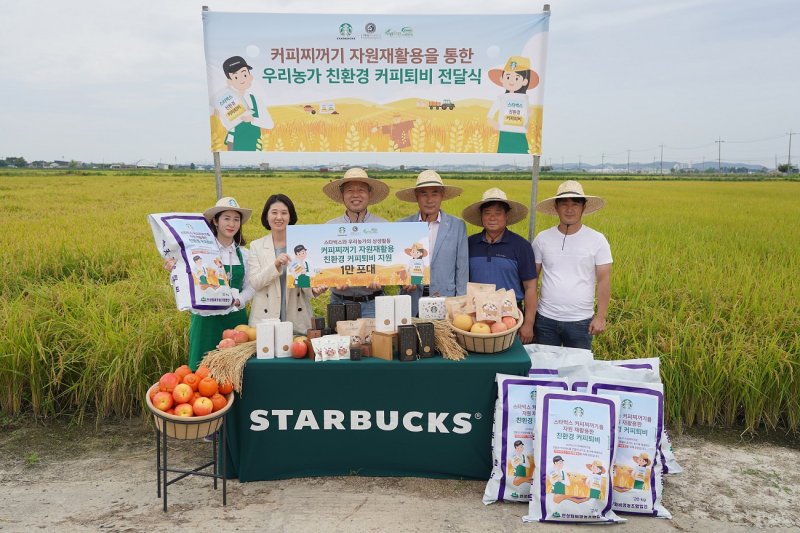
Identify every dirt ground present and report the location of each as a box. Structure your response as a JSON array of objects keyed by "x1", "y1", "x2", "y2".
[{"x1": 1, "y1": 419, "x2": 798, "y2": 532}]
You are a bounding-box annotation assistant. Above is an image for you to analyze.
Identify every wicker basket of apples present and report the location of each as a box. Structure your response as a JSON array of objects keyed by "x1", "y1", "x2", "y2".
[
  {"x1": 448, "y1": 311, "x2": 522, "y2": 354},
  {"x1": 146, "y1": 365, "x2": 235, "y2": 440}
]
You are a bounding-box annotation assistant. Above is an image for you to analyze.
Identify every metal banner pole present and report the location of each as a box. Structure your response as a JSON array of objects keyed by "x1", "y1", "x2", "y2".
[
  {"x1": 528, "y1": 154, "x2": 540, "y2": 242},
  {"x1": 213, "y1": 152, "x2": 222, "y2": 200}
]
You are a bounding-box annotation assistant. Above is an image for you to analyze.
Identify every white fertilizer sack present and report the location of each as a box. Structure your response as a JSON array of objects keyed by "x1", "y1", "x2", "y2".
[
  {"x1": 525, "y1": 388, "x2": 624, "y2": 524},
  {"x1": 587, "y1": 376, "x2": 671, "y2": 518},
  {"x1": 483, "y1": 374, "x2": 569, "y2": 505},
  {"x1": 524, "y1": 344, "x2": 594, "y2": 377},
  {"x1": 148, "y1": 213, "x2": 234, "y2": 315}
]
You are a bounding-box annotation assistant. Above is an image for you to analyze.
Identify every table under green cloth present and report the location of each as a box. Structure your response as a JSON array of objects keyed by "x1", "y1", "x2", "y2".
[{"x1": 223, "y1": 338, "x2": 531, "y2": 481}]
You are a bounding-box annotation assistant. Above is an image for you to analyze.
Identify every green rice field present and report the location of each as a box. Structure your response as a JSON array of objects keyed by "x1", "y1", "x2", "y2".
[{"x1": 0, "y1": 171, "x2": 798, "y2": 433}]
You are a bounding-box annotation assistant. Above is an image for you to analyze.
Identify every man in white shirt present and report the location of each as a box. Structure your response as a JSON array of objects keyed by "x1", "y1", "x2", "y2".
[{"x1": 533, "y1": 181, "x2": 612, "y2": 349}]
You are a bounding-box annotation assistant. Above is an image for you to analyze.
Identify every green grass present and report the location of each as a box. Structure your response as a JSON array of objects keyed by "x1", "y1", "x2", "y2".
[{"x1": 0, "y1": 172, "x2": 798, "y2": 434}]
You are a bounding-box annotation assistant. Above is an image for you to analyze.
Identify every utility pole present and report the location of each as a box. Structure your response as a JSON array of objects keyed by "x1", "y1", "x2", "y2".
[
  {"x1": 715, "y1": 137, "x2": 725, "y2": 172},
  {"x1": 626, "y1": 149, "x2": 631, "y2": 174},
  {"x1": 561, "y1": 156, "x2": 564, "y2": 170},
  {"x1": 578, "y1": 155, "x2": 582, "y2": 171},
  {"x1": 787, "y1": 130, "x2": 797, "y2": 172},
  {"x1": 601, "y1": 152, "x2": 605, "y2": 170},
  {"x1": 659, "y1": 144, "x2": 664, "y2": 176}
]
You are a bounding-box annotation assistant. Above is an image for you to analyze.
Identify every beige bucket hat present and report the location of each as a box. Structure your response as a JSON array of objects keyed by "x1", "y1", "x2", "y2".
[
  {"x1": 536, "y1": 180, "x2": 605, "y2": 216},
  {"x1": 461, "y1": 187, "x2": 529, "y2": 227},
  {"x1": 322, "y1": 167, "x2": 390, "y2": 204},
  {"x1": 395, "y1": 169, "x2": 463, "y2": 203},
  {"x1": 202, "y1": 197, "x2": 252, "y2": 224}
]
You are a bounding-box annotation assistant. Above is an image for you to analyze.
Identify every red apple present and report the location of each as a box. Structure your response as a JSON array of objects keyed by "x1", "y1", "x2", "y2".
[
  {"x1": 158, "y1": 373, "x2": 179, "y2": 393},
  {"x1": 501, "y1": 316, "x2": 517, "y2": 329},
  {"x1": 291, "y1": 341, "x2": 308, "y2": 359},
  {"x1": 231, "y1": 330, "x2": 250, "y2": 344},
  {"x1": 174, "y1": 403, "x2": 194, "y2": 417},
  {"x1": 490, "y1": 322, "x2": 509, "y2": 334},
  {"x1": 172, "y1": 383, "x2": 193, "y2": 404},
  {"x1": 152, "y1": 391, "x2": 174, "y2": 412},
  {"x1": 193, "y1": 397, "x2": 213, "y2": 416},
  {"x1": 222, "y1": 329, "x2": 237, "y2": 340}
]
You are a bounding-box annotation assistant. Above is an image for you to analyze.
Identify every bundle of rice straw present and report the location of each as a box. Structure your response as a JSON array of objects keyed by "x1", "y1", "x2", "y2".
[
  {"x1": 200, "y1": 341, "x2": 255, "y2": 394},
  {"x1": 414, "y1": 318, "x2": 467, "y2": 361}
]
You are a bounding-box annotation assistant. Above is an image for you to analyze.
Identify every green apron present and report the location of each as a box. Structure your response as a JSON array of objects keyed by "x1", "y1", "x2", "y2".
[
  {"x1": 296, "y1": 261, "x2": 311, "y2": 288},
  {"x1": 188, "y1": 247, "x2": 248, "y2": 370},
  {"x1": 497, "y1": 131, "x2": 529, "y2": 154},
  {"x1": 232, "y1": 93, "x2": 262, "y2": 151}
]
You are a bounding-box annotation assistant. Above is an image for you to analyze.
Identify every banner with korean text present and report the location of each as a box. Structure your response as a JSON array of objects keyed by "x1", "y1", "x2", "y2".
[
  {"x1": 286, "y1": 222, "x2": 429, "y2": 288},
  {"x1": 202, "y1": 12, "x2": 549, "y2": 155}
]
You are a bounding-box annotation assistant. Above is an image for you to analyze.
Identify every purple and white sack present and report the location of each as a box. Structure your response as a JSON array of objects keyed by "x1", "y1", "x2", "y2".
[
  {"x1": 148, "y1": 213, "x2": 234, "y2": 315},
  {"x1": 588, "y1": 376, "x2": 671, "y2": 518},
  {"x1": 524, "y1": 344, "x2": 594, "y2": 377},
  {"x1": 483, "y1": 374, "x2": 568, "y2": 505},
  {"x1": 524, "y1": 388, "x2": 624, "y2": 524},
  {"x1": 562, "y1": 364, "x2": 682, "y2": 480}
]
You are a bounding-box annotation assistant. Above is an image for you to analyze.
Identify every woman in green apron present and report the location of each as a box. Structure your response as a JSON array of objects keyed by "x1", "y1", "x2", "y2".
[
  {"x1": 166, "y1": 197, "x2": 255, "y2": 370},
  {"x1": 189, "y1": 197, "x2": 255, "y2": 370}
]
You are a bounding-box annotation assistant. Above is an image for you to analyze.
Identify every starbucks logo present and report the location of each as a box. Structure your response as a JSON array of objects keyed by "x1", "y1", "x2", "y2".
[
  {"x1": 339, "y1": 23, "x2": 352, "y2": 37},
  {"x1": 573, "y1": 407, "x2": 584, "y2": 417},
  {"x1": 621, "y1": 399, "x2": 634, "y2": 409}
]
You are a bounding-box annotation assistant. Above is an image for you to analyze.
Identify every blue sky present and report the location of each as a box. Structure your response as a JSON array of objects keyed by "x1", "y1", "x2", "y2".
[{"x1": 0, "y1": 0, "x2": 797, "y2": 168}]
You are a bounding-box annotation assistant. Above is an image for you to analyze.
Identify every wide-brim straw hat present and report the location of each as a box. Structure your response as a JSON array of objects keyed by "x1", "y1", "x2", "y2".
[
  {"x1": 322, "y1": 167, "x2": 390, "y2": 204},
  {"x1": 633, "y1": 453, "x2": 651, "y2": 466},
  {"x1": 404, "y1": 242, "x2": 428, "y2": 258},
  {"x1": 488, "y1": 56, "x2": 540, "y2": 90},
  {"x1": 536, "y1": 180, "x2": 605, "y2": 216},
  {"x1": 461, "y1": 187, "x2": 529, "y2": 227},
  {"x1": 395, "y1": 169, "x2": 463, "y2": 203},
  {"x1": 202, "y1": 197, "x2": 252, "y2": 224},
  {"x1": 586, "y1": 460, "x2": 607, "y2": 474}
]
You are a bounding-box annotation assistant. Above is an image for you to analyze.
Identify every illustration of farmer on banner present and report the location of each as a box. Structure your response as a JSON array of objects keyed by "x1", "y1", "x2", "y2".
[
  {"x1": 290, "y1": 244, "x2": 314, "y2": 288},
  {"x1": 215, "y1": 55, "x2": 274, "y2": 151},
  {"x1": 487, "y1": 56, "x2": 539, "y2": 154},
  {"x1": 404, "y1": 242, "x2": 428, "y2": 286}
]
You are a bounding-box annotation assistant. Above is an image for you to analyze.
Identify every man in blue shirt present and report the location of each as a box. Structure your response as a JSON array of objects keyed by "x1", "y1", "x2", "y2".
[{"x1": 462, "y1": 188, "x2": 537, "y2": 343}]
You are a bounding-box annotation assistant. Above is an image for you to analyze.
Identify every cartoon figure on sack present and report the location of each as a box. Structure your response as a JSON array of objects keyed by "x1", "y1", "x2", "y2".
[
  {"x1": 486, "y1": 56, "x2": 539, "y2": 154},
  {"x1": 548, "y1": 455, "x2": 572, "y2": 502},
  {"x1": 213, "y1": 257, "x2": 229, "y2": 288},
  {"x1": 404, "y1": 242, "x2": 428, "y2": 286},
  {"x1": 584, "y1": 459, "x2": 607, "y2": 516},
  {"x1": 192, "y1": 256, "x2": 211, "y2": 290},
  {"x1": 632, "y1": 453, "x2": 651, "y2": 491},
  {"x1": 509, "y1": 440, "x2": 534, "y2": 486},
  {"x1": 217, "y1": 56, "x2": 275, "y2": 151},
  {"x1": 290, "y1": 244, "x2": 314, "y2": 288}
]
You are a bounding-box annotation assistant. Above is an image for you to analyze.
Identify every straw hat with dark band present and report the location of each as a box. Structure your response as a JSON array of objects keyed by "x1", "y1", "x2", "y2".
[
  {"x1": 536, "y1": 180, "x2": 605, "y2": 216},
  {"x1": 395, "y1": 169, "x2": 463, "y2": 203},
  {"x1": 202, "y1": 197, "x2": 252, "y2": 224},
  {"x1": 461, "y1": 187, "x2": 529, "y2": 227},
  {"x1": 322, "y1": 167, "x2": 390, "y2": 204}
]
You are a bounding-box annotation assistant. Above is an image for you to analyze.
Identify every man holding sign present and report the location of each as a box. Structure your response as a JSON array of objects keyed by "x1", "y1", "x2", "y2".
[{"x1": 323, "y1": 168, "x2": 389, "y2": 318}]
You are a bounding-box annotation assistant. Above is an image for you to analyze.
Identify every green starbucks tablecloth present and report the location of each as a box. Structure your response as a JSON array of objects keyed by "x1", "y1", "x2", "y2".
[{"x1": 223, "y1": 339, "x2": 531, "y2": 481}]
